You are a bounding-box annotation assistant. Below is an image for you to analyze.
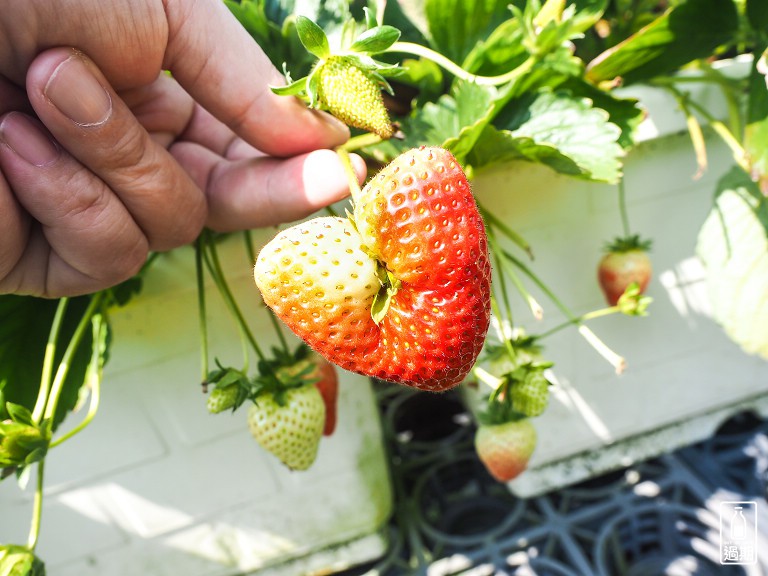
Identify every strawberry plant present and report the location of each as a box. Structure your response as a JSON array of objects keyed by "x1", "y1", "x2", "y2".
[{"x1": 3, "y1": 0, "x2": 767, "y2": 569}]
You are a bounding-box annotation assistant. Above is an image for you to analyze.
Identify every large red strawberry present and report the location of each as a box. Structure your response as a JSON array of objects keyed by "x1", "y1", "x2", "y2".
[
  {"x1": 254, "y1": 147, "x2": 491, "y2": 392},
  {"x1": 310, "y1": 353, "x2": 339, "y2": 436},
  {"x1": 597, "y1": 235, "x2": 652, "y2": 306},
  {"x1": 475, "y1": 418, "x2": 537, "y2": 482}
]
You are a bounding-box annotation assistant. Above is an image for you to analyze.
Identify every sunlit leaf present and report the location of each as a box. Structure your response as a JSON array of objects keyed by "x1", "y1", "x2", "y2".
[
  {"x1": 586, "y1": 0, "x2": 739, "y2": 85},
  {"x1": 696, "y1": 167, "x2": 768, "y2": 360}
]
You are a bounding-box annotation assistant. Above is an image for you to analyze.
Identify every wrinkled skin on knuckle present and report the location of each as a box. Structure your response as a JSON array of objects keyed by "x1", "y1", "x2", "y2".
[{"x1": 1, "y1": 0, "x2": 168, "y2": 90}]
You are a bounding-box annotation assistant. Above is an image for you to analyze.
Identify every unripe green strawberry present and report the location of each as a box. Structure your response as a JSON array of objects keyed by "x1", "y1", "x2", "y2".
[
  {"x1": 206, "y1": 386, "x2": 239, "y2": 414},
  {"x1": 247, "y1": 385, "x2": 325, "y2": 471},
  {"x1": 255, "y1": 147, "x2": 491, "y2": 392},
  {"x1": 475, "y1": 418, "x2": 537, "y2": 482},
  {"x1": 317, "y1": 56, "x2": 394, "y2": 139},
  {"x1": 510, "y1": 372, "x2": 549, "y2": 417}
]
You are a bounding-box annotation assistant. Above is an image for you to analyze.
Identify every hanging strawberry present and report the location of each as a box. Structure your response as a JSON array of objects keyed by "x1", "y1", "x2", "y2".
[
  {"x1": 597, "y1": 235, "x2": 653, "y2": 306},
  {"x1": 272, "y1": 15, "x2": 400, "y2": 139},
  {"x1": 254, "y1": 146, "x2": 491, "y2": 392}
]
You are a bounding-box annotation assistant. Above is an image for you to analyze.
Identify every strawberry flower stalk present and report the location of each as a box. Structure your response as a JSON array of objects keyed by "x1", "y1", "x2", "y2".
[{"x1": 273, "y1": 14, "x2": 401, "y2": 140}]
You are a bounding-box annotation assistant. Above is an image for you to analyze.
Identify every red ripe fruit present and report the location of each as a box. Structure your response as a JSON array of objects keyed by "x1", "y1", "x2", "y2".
[
  {"x1": 254, "y1": 147, "x2": 491, "y2": 392},
  {"x1": 597, "y1": 236, "x2": 652, "y2": 306}
]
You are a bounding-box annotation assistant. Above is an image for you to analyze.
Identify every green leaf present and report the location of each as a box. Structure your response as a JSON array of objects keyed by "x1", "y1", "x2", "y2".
[
  {"x1": 367, "y1": 81, "x2": 496, "y2": 163},
  {"x1": 747, "y1": 0, "x2": 768, "y2": 35},
  {"x1": 424, "y1": 0, "x2": 512, "y2": 65},
  {"x1": 696, "y1": 166, "x2": 768, "y2": 359},
  {"x1": 270, "y1": 76, "x2": 308, "y2": 97},
  {"x1": 468, "y1": 125, "x2": 585, "y2": 177},
  {"x1": 395, "y1": 57, "x2": 444, "y2": 105},
  {"x1": 5, "y1": 403, "x2": 34, "y2": 427},
  {"x1": 558, "y1": 77, "x2": 644, "y2": 149},
  {"x1": 440, "y1": 82, "x2": 498, "y2": 162},
  {"x1": 371, "y1": 285, "x2": 393, "y2": 325},
  {"x1": 225, "y1": 0, "x2": 306, "y2": 73},
  {"x1": 460, "y1": 16, "x2": 528, "y2": 77},
  {"x1": 0, "y1": 296, "x2": 99, "y2": 432},
  {"x1": 472, "y1": 90, "x2": 623, "y2": 182},
  {"x1": 349, "y1": 25, "x2": 401, "y2": 54},
  {"x1": 746, "y1": 45, "x2": 768, "y2": 186},
  {"x1": 586, "y1": 0, "x2": 739, "y2": 85},
  {"x1": 295, "y1": 15, "x2": 331, "y2": 59}
]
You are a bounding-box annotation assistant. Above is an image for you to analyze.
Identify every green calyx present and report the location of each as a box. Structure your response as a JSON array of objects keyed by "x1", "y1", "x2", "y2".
[
  {"x1": 0, "y1": 545, "x2": 46, "y2": 576},
  {"x1": 604, "y1": 234, "x2": 652, "y2": 253},
  {"x1": 252, "y1": 345, "x2": 321, "y2": 408},
  {"x1": 0, "y1": 404, "x2": 50, "y2": 472},
  {"x1": 371, "y1": 265, "x2": 401, "y2": 325},
  {"x1": 272, "y1": 14, "x2": 401, "y2": 139}
]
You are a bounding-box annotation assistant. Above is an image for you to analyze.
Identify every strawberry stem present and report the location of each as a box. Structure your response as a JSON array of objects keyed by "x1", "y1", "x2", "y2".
[
  {"x1": 337, "y1": 133, "x2": 382, "y2": 152},
  {"x1": 49, "y1": 314, "x2": 105, "y2": 448},
  {"x1": 200, "y1": 232, "x2": 266, "y2": 364},
  {"x1": 194, "y1": 235, "x2": 210, "y2": 384},
  {"x1": 490, "y1": 295, "x2": 519, "y2": 365},
  {"x1": 502, "y1": 249, "x2": 626, "y2": 372},
  {"x1": 618, "y1": 178, "x2": 631, "y2": 239},
  {"x1": 336, "y1": 148, "x2": 363, "y2": 206},
  {"x1": 537, "y1": 305, "x2": 619, "y2": 340},
  {"x1": 26, "y1": 460, "x2": 44, "y2": 551},
  {"x1": 481, "y1": 206, "x2": 533, "y2": 259},
  {"x1": 42, "y1": 292, "x2": 106, "y2": 431},
  {"x1": 489, "y1": 234, "x2": 543, "y2": 320},
  {"x1": 670, "y1": 89, "x2": 749, "y2": 171},
  {"x1": 32, "y1": 297, "x2": 69, "y2": 424},
  {"x1": 243, "y1": 231, "x2": 291, "y2": 356},
  {"x1": 386, "y1": 42, "x2": 537, "y2": 86}
]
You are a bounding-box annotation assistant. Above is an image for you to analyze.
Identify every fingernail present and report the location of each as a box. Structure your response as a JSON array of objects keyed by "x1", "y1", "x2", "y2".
[
  {"x1": 0, "y1": 112, "x2": 60, "y2": 167},
  {"x1": 44, "y1": 53, "x2": 112, "y2": 126}
]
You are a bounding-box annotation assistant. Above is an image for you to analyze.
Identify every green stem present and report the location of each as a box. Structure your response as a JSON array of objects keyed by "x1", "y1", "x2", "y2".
[
  {"x1": 42, "y1": 293, "x2": 105, "y2": 431},
  {"x1": 683, "y1": 97, "x2": 749, "y2": 171},
  {"x1": 502, "y1": 249, "x2": 626, "y2": 372},
  {"x1": 698, "y1": 60, "x2": 745, "y2": 139},
  {"x1": 490, "y1": 234, "x2": 543, "y2": 320},
  {"x1": 50, "y1": 314, "x2": 107, "y2": 448},
  {"x1": 49, "y1": 314, "x2": 105, "y2": 448},
  {"x1": 246, "y1": 231, "x2": 291, "y2": 355},
  {"x1": 32, "y1": 298, "x2": 69, "y2": 424},
  {"x1": 202, "y1": 234, "x2": 266, "y2": 363},
  {"x1": 387, "y1": 42, "x2": 536, "y2": 86},
  {"x1": 336, "y1": 132, "x2": 382, "y2": 152},
  {"x1": 26, "y1": 460, "x2": 45, "y2": 550},
  {"x1": 617, "y1": 178, "x2": 631, "y2": 238},
  {"x1": 481, "y1": 205, "x2": 533, "y2": 259},
  {"x1": 537, "y1": 305, "x2": 619, "y2": 340},
  {"x1": 195, "y1": 235, "x2": 210, "y2": 383},
  {"x1": 490, "y1": 294, "x2": 518, "y2": 364},
  {"x1": 336, "y1": 148, "x2": 363, "y2": 205}
]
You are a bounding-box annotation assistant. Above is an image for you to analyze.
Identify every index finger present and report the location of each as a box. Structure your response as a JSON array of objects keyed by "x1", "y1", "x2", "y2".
[{"x1": 161, "y1": 0, "x2": 350, "y2": 157}]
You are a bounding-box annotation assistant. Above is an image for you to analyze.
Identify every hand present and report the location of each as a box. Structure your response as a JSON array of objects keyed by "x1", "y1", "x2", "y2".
[{"x1": 0, "y1": 0, "x2": 365, "y2": 298}]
